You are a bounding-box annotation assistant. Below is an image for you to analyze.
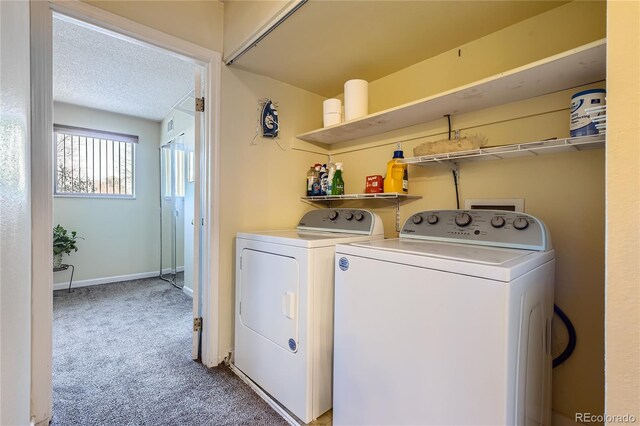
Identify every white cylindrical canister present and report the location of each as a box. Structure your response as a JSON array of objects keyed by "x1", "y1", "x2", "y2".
[
  {"x1": 323, "y1": 98, "x2": 342, "y2": 115},
  {"x1": 570, "y1": 89, "x2": 606, "y2": 137},
  {"x1": 323, "y1": 112, "x2": 342, "y2": 127},
  {"x1": 344, "y1": 79, "x2": 368, "y2": 121}
]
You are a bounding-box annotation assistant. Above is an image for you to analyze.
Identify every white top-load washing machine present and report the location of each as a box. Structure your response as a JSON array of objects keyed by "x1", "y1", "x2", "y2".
[
  {"x1": 234, "y1": 208, "x2": 384, "y2": 423},
  {"x1": 333, "y1": 210, "x2": 554, "y2": 426}
]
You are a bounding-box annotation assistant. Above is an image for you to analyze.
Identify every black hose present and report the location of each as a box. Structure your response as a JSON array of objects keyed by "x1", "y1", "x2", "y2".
[
  {"x1": 452, "y1": 170, "x2": 460, "y2": 209},
  {"x1": 444, "y1": 114, "x2": 460, "y2": 208},
  {"x1": 553, "y1": 304, "x2": 576, "y2": 368}
]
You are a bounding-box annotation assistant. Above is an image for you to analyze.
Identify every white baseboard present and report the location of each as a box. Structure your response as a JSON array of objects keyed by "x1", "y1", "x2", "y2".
[
  {"x1": 182, "y1": 285, "x2": 193, "y2": 298},
  {"x1": 53, "y1": 266, "x2": 185, "y2": 291}
]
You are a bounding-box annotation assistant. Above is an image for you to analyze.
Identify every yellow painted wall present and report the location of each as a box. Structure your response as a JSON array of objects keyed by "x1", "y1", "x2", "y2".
[
  {"x1": 85, "y1": 0, "x2": 224, "y2": 53},
  {"x1": 367, "y1": 0, "x2": 606, "y2": 113},
  {"x1": 605, "y1": 0, "x2": 640, "y2": 421},
  {"x1": 325, "y1": 2, "x2": 607, "y2": 420}
]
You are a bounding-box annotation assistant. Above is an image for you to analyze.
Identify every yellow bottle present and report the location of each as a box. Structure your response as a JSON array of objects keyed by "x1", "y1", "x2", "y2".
[{"x1": 383, "y1": 144, "x2": 408, "y2": 193}]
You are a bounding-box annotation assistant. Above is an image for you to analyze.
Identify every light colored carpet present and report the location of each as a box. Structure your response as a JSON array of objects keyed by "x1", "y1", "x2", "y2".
[{"x1": 52, "y1": 277, "x2": 287, "y2": 426}]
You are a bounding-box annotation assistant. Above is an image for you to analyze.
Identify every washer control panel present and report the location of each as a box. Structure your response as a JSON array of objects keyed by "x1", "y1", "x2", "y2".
[
  {"x1": 298, "y1": 209, "x2": 380, "y2": 235},
  {"x1": 401, "y1": 210, "x2": 551, "y2": 251}
]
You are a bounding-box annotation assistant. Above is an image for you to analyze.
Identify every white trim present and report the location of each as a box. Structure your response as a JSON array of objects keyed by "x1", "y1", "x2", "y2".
[
  {"x1": 191, "y1": 68, "x2": 203, "y2": 360},
  {"x1": 204, "y1": 57, "x2": 222, "y2": 367},
  {"x1": 53, "y1": 267, "x2": 185, "y2": 291},
  {"x1": 30, "y1": 2, "x2": 54, "y2": 424},
  {"x1": 31, "y1": 0, "x2": 222, "y2": 420},
  {"x1": 182, "y1": 286, "x2": 194, "y2": 298},
  {"x1": 228, "y1": 363, "x2": 299, "y2": 426}
]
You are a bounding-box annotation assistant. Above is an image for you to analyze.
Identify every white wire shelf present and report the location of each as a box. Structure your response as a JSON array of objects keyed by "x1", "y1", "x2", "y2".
[
  {"x1": 399, "y1": 134, "x2": 605, "y2": 170},
  {"x1": 301, "y1": 192, "x2": 422, "y2": 202}
]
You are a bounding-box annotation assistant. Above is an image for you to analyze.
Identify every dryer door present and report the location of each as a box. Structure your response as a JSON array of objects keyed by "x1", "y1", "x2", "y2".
[{"x1": 239, "y1": 249, "x2": 299, "y2": 351}]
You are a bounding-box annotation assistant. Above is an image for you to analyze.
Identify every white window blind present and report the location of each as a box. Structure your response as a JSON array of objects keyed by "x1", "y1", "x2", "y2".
[{"x1": 54, "y1": 124, "x2": 137, "y2": 197}]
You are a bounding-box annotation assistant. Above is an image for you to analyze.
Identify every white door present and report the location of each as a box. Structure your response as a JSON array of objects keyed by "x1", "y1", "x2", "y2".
[
  {"x1": 192, "y1": 68, "x2": 203, "y2": 360},
  {"x1": 239, "y1": 249, "x2": 300, "y2": 350}
]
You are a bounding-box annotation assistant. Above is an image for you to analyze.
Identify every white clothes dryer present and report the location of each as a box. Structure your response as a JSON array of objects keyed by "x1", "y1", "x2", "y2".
[
  {"x1": 333, "y1": 210, "x2": 554, "y2": 426},
  {"x1": 234, "y1": 208, "x2": 384, "y2": 423}
]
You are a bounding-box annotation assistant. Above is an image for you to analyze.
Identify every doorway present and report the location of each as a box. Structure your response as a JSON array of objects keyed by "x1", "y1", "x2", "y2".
[{"x1": 31, "y1": 2, "x2": 221, "y2": 424}]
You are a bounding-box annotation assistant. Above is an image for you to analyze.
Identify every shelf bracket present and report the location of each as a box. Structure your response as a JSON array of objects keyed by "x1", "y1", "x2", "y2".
[
  {"x1": 435, "y1": 159, "x2": 459, "y2": 172},
  {"x1": 301, "y1": 198, "x2": 329, "y2": 209}
]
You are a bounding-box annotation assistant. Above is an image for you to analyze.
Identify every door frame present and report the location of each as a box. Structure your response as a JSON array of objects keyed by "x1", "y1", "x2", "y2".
[{"x1": 30, "y1": 1, "x2": 221, "y2": 423}]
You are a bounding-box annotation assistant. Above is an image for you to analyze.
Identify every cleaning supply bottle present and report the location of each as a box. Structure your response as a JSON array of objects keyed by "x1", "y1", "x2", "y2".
[
  {"x1": 383, "y1": 143, "x2": 408, "y2": 194},
  {"x1": 327, "y1": 163, "x2": 336, "y2": 195},
  {"x1": 306, "y1": 165, "x2": 317, "y2": 196},
  {"x1": 311, "y1": 164, "x2": 322, "y2": 196},
  {"x1": 319, "y1": 164, "x2": 328, "y2": 195},
  {"x1": 332, "y1": 162, "x2": 344, "y2": 195}
]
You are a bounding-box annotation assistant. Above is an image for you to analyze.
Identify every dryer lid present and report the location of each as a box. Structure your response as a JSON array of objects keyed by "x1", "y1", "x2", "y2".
[{"x1": 237, "y1": 229, "x2": 383, "y2": 248}]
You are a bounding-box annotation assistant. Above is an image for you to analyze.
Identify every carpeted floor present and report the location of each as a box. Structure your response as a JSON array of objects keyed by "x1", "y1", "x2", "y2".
[{"x1": 52, "y1": 277, "x2": 288, "y2": 426}]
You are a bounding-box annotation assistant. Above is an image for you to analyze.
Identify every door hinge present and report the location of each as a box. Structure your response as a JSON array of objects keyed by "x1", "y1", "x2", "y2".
[
  {"x1": 193, "y1": 317, "x2": 203, "y2": 332},
  {"x1": 196, "y1": 97, "x2": 205, "y2": 112}
]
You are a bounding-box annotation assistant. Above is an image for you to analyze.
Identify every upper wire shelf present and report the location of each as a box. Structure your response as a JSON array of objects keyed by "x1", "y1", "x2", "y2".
[{"x1": 399, "y1": 134, "x2": 605, "y2": 170}]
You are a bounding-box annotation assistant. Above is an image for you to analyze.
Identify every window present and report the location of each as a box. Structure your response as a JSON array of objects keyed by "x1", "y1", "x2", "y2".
[{"x1": 54, "y1": 124, "x2": 137, "y2": 197}]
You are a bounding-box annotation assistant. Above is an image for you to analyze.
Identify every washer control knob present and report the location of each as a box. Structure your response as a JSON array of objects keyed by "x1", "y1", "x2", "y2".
[
  {"x1": 513, "y1": 217, "x2": 529, "y2": 230},
  {"x1": 426, "y1": 214, "x2": 439, "y2": 225},
  {"x1": 411, "y1": 215, "x2": 423, "y2": 224},
  {"x1": 345, "y1": 212, "x2": 354, "y2": 221},
  {"x1": 355, "y1": 212, "x2": 365, "y2": 221},
  {"x1": 454, "y1": 212, "x2": 472, "y2": 227},
  {"x1": 328, "y1": 210, "x2": 339, "y2": 221},
  {"x1": 490, "y1": 216, "x2": 506, "y2": 228}
]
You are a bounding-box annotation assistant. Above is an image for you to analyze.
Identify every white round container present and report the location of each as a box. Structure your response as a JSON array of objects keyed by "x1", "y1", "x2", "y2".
[
  {"x1": 323, "y1": 98, "x2": 342, "y2": 115},
  {"x1": 570, "y1": 89, "x2": 606, "y2": 137},
  {"x1": 344, "y1": 79, "x2": 368, "y2": 121},
  {"x1": 323, "y1": 112, "x2": 342, "y2": 127}
]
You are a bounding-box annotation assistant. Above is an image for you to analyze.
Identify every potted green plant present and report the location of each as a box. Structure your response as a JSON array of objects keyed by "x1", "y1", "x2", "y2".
[{"x1": 53, "y1": 225, "x2": 82, "y2": 268}]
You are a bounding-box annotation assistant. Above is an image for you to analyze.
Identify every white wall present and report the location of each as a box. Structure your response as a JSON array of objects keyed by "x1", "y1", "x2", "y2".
[
  {"x1": 53, "y1": 102, "x2": 161, "y2": 286},
  {"x1": 0, "y1": 1, "x2": 32, "y2": 424}
]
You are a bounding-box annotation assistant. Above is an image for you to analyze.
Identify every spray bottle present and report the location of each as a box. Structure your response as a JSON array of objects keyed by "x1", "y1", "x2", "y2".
[
  {"x1": 319, "y1": 164, "x2": 328, "y2": 195},
  {"x1": 327, "y1": 162, "x2": 336, "y2": 195},
  {"x1": 332, "y1": 162, "x2": 344, "y2": 195}
]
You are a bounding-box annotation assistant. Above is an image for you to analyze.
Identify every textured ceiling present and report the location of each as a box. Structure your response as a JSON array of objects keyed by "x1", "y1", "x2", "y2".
[
  {"x1": 53, "y1": 17, "x2": 195, "y2": 122},
  {"x1": 231, "y1": 0, "x2": 568, "y2": 97}
]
